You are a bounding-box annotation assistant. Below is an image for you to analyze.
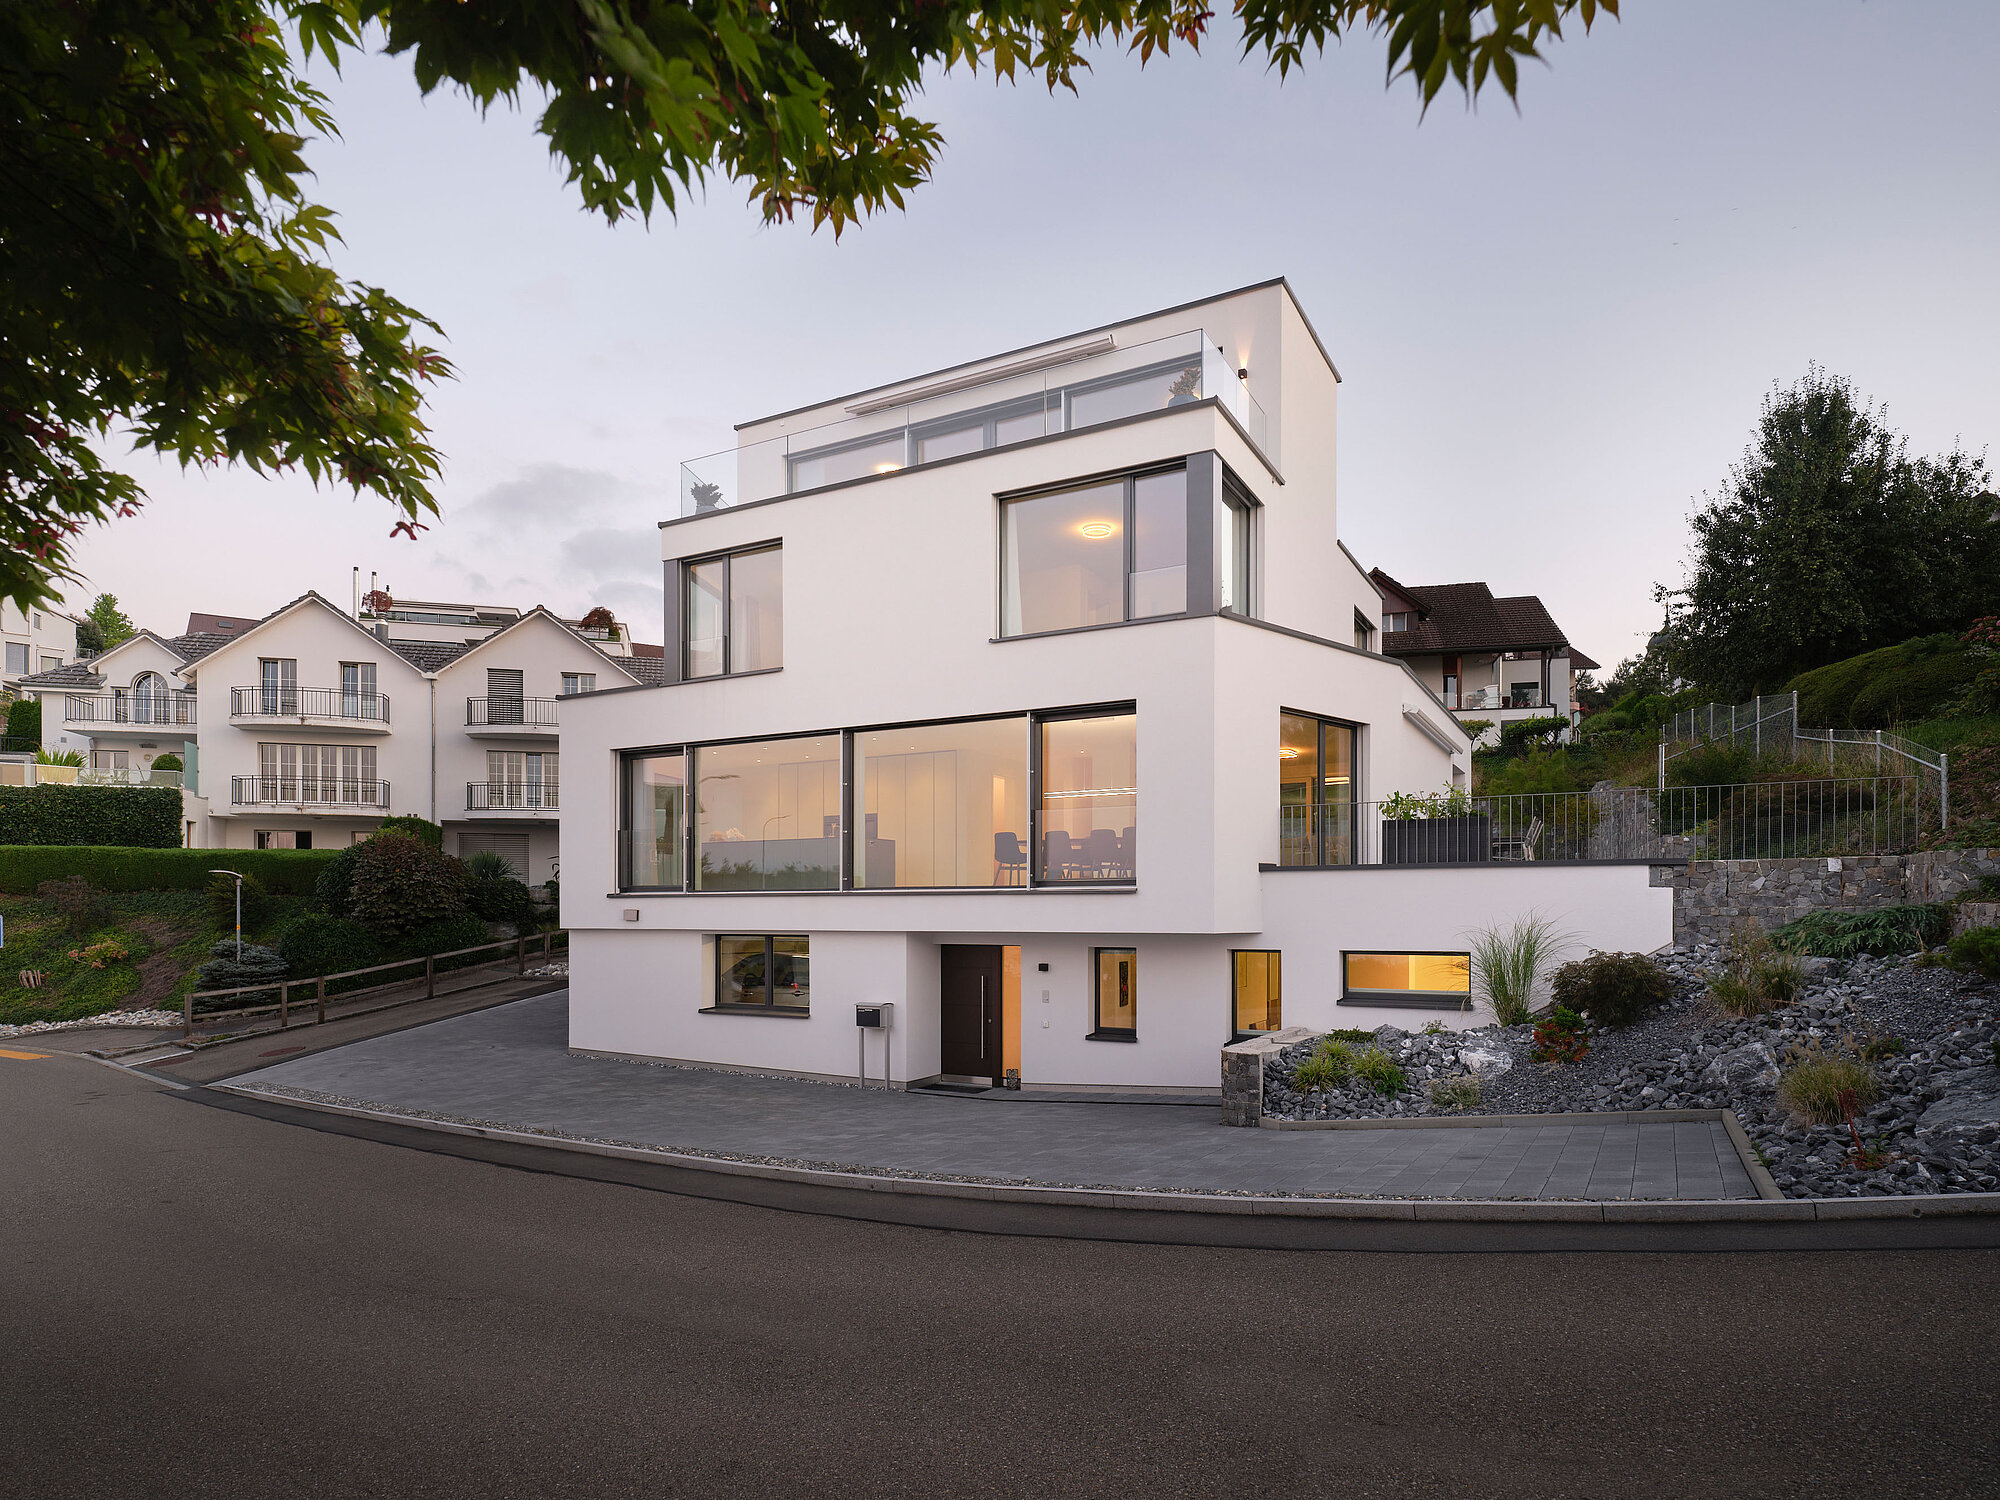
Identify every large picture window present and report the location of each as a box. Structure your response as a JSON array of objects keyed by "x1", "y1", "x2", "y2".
[
  {"x1": 713, "y1": 936, "x2": 810, "y2": 1013},
  {"x1": 1231, "y1": 951, "x2": 1282, "y2": 1038},
  {"x1": 1342, "y1": 952, "x2": 1472, "y2": 1010},
  {"x1": 1001, "y1": 468, "x2": 1187, "y2": 636},
  {"x1": 1278, "y1": 712, "x2": 1356, "y2": 867},
  {"x1": 622, "y1": 752, "x2": 686, "y2": 889},
  {"x1": 1036, "y1": 710, "x2": 1137, "y2": 884},
  {"x1": 1092, "y1": 948, "x2": 1138, "y2": 1039},
  {"x1": 853, "y1": 716, "x2": 1029, "y2": 888},
  {"x1": 694, "y1": 735, "x2": 841, "y2": 890},
  {"x1": 684, "y1": 544, "x2": 783, "y2": 679}
]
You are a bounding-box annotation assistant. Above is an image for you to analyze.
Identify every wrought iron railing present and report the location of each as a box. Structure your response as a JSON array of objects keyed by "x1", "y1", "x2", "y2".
[
  {"x1": 466, "y1": 696, "x2": 560, "y2": 727},
  {"x1": 1277, "y1": 778, "x2": 1931, "y2": 867},
  {"x1": 63, "y1": 693, "x2": 197, "y2": 726},
  {"x1": 467, "y1": 780, "x2": 559, "y2": 811},
  {"x1": 232, "y1": 776, "x2": 390, "y2": 808},
  {"x1": 229, "y1": 687, "x2": 391, "y2": 723}
]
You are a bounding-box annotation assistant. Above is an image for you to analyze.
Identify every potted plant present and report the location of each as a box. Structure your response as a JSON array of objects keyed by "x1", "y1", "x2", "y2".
[
  {"x1": 1165, "y1": 364, "x2": 1202, "y2": 407},
  {"x1": 1379, "y1": 785, "x2": 1490, "y2": 864}
]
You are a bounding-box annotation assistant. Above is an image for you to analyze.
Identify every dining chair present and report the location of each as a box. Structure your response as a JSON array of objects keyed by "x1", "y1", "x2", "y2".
[
  {"x1": 1084, "y1": 827, "x2": 1121, "y2": 879},
  {"x1": 993, "y1": 831, "x2": 1028, "y2": 886}
]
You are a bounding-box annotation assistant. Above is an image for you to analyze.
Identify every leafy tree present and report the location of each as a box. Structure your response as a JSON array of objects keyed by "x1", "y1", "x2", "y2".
[
  {"x1": 74, "y1": 594, "x2": 135, "y2": 656},
  {"x1": 2, "y1": 0, "x2": 1621, "y2": 610},
  {"x1": 1662, "y1": 367, "x2": 1997, "y2": 695}
]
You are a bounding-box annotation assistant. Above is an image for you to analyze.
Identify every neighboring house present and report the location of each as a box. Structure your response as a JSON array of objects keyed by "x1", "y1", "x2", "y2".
[
  {"x1": 1369, "y1": 571, "x2": 1599, "y2": 749},
  {"x1": 21, "y1": 593, "x2": 662, "y2": 871},
  {"x1": 560, "y1": 279, "x2": 1669, "y2": 1093},
  {"x1": 2, "y1": 599, "x2": 79, "y2": 699}
]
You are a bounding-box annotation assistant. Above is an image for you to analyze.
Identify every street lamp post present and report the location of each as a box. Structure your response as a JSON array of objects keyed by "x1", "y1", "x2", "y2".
[{"x1": 208, "y1": 869, "x2": 244, "y2": 959}]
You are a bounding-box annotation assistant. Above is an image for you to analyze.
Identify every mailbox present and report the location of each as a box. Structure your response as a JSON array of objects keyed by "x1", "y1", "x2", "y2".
[{"x1": 855, "y1": 1003, "x2": 893, "y2": 1030}]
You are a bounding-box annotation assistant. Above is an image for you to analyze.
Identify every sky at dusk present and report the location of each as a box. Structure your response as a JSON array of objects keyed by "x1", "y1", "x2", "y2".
[{"x1": 61, "y1": 1, "x2": 2000, "y2": 671}]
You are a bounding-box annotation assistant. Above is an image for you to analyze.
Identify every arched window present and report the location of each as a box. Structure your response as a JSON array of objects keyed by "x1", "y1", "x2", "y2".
[{"x1": 132, "y1": 672, "x2": 168, "y2": 724}]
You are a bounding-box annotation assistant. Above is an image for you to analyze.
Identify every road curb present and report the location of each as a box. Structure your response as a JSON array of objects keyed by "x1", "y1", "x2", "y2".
[{"x1": 200, "y1": 1082, "x2": 2000, "y2": 1251}]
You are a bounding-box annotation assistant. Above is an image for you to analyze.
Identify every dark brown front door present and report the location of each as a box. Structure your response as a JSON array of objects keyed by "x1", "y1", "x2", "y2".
[{"x1": 939, "y1": 944, "x2": 1003, "y2": 1082}]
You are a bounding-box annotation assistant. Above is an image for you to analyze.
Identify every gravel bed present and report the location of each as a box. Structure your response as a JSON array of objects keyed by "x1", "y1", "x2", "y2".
[
  {"x1": 0, "y1": 1008, "x2": 183, "y2": 1039},
  {"x1": 1261, "y1": 945, "x2": 2000, "y2": 1199}
]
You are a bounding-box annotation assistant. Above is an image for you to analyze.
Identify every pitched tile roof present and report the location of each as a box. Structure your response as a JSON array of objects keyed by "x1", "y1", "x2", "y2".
[
  {"x1": 385, "y1": 638, "x2": 473, "y2": 672},
  {"x1": 624, "y1": 652, "x2": 668, "y2": 685},
  {"x1": 1368, "y1": 569, "x2": 1597, "y2": 669},
  {"x1": 166, "y1": 632, "x2": 233, "y2": 664},
  {"x1": 16, "y1": 660, "x2": 101, "y2": 688},
  {"x1": 184, "y1": 611, "x2": 255, "y2": 638}
]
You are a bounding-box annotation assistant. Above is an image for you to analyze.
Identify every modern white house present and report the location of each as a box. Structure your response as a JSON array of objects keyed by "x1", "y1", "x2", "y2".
[
  {"x1": 558, "y1": 279, "x2": 1672, "y2": 1093},
  {"x1": 1369, "y1": 571, "x2": 1600, "y2": 749},
  {"x1": 1, "y1": 598, "x2": 78, "y2": 700},
  {"x1": 18, "y1": 592, "x2": 661, "y2": 875}
]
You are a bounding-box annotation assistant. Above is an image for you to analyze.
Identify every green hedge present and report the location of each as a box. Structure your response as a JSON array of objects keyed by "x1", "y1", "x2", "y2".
[
  {"x1": 0, "y1": 784, "x2": 181, "y2": 847},
  {"x1": 1787, "y1": 635, "x2": 1982, "y2": 732},
  {"x1": 0, "y1": 845, "x2": 337, "y2": 894}
]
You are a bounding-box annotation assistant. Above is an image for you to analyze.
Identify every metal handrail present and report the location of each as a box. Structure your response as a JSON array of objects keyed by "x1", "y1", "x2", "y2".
[
  {"x1": 229, "y1": 686, "x2": 391, "y2": 723},
  {"x1": 182, "y1": 930, "x2": 568, "y2": 1039},
  {"x1": 466, "y1": 696, "x2": 560, "y2": 727},
  {"x1": 467, "y1": 780, "x2": 559, "y2": 810},
  {"x1": 62, "y1": 693, "x2": 197, "y2": 725},
  {"x1": 231, "y1": 776, "x2": 391, "y2": 808}
]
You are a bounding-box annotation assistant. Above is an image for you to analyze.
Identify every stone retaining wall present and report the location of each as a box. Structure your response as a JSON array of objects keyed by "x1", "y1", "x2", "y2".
[{"x1": 1652, "y1": 849, "x2": 2000, "y2": 945}]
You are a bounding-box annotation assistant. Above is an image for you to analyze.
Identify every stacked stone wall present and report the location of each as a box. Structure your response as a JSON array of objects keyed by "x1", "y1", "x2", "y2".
[{"x1": 1650, "y1": 849, "x2": 2000, "y2": 945}]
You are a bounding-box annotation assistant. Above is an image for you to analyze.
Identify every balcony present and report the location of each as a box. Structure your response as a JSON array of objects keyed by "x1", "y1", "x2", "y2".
[
  {"x1": 465, "y1": 696, "x2": 560, "y2": 737},
  {"x1": 64, "y1": 693, "x2": 196, "y2": 729},
  {"x1": 466, "y1": 781, "x2": 559, "y2": 815},
  {"x1": 678, "y1": 329, "x2": 1271, "y2": 517},
  {"x1": 231, "y1": 776, "x2": 390, "y2": 810},
  {"x1": 229, "y1": 686, "x2": 391, "y2": 731},
  {"x1": 78, "y1": 766, "x2": 184, "y2": 789}
]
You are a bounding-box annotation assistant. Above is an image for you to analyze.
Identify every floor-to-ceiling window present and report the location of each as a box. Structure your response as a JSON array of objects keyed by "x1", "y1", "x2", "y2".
[
  {"x1": 1278, "y1": 711, "x2": 1356, "y2": 866},
  {"x1": 693, "y1": 734, "x2": 840, "y2": 890},
  {"x1": 852, "y1": 716, "x2": 1029, "y2": 888},
  {"x1": 1036, "y1": 710, "x2": 1138, "y2": 883},
  {"x1": 621, "y1": 751, "x2": 686, "y2": 889},
  {"x1": 683, "y1": 544, "x2": 783, "y2": 679},
  {"x1": 1001, "y1": 468, "x2": 1187, "y2": 636}
]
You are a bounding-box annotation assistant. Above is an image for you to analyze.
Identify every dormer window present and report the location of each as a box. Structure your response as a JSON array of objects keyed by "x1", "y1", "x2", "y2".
[{"x1": 1382, "y1": 612, "x2": 1412, "y2": 634}]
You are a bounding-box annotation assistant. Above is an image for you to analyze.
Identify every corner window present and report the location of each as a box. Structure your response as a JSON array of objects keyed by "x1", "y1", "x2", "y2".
[
  {"x1": 621, "y1": 750, "x2": 686, "y2": 890},
  {"x1": 1342, "y1": 952, "x2": 1471, "y2": 1010},
  {"x1": 1092, "y1": 948, "x2": 1137, "y2": 1039},
  {"x1": 713, "y1": 936, "x2": 810, "y2": 1012},
  {"x1": 1036, "y1": 710, "x2": 1136, "y2": 884},
  {"x1": 1279, "y1": 712, "x2": 1356, "y2": 867},
  {"x1": 1218, "y1": 473, "x2": 1253, "y2": 615},
  {"x1": 1001, "y1": 468, "x2": 1187, "y2": 636},
  {"x1": 684, "y1": 544, "x2": 782, "y2": 679},
  {"x1": 694, "y1": 735, "x2": 840, "y2": 890},
  {"x1": 1231, "y1": 951, "x2": 1282, "y2": 1039}
]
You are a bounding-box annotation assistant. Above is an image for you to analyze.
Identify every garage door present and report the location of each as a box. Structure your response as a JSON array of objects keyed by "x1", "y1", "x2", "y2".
[{"x1": 457, "y1": 831, "x2": 531, "y2": 879}]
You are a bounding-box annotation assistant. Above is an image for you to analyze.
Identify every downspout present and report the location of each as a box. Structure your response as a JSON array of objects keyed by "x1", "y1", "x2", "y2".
[{"x1": 428, "y1": 675, "x2": 437, "y2": 828}]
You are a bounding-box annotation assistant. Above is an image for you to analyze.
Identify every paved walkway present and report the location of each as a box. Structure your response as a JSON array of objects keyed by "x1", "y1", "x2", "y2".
[{"x1": 223, "y1": 994, "x2": 1760, "y2": 1201}]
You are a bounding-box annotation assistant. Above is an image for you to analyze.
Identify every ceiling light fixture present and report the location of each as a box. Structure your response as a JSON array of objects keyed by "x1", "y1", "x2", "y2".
[
  {"x1": 1079, "y1": 521, "x2": 1116, "y2": 540},
  {"x1": 1278, "y1": 747, "x2": 1301, "y2": 759}
]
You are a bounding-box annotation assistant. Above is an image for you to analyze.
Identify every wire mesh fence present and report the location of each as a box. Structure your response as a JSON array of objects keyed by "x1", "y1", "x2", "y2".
[{"x1": 1277, "y1": 778, "x2": 1931, "y2": 866}]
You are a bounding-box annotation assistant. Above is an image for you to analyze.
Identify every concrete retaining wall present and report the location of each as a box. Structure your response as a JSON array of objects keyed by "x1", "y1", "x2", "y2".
[{"x1": 1652, "y1": 849, "x2": 2000, "y2": 945}]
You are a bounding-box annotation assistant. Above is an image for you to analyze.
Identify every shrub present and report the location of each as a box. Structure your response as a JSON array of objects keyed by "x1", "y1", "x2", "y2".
[
  {"x1": 1500, "y1": 714, "x2": 1572, "y2": 755},
  {"x1": 66, "y1": 937, "x2": 131, "y2": 968},
  {"x1": 0, "y1": 846, "x2": 335, "y2": 895},
  {"x1": 1352, "y1": 1047, "x2": 1406, "y2": 1095},
  {"x1": 468, "y1": 875, "x2": 537, "y2": 933},
  {"x1": 347, "y1": 833, "x2": 470, "y2": 941},
  {"x1": 376, "y1": 814, "x2": 444, "y2": 846},
  {"x1": 5, "y1": 697, "x2": 40, "y2": 744},
  {"x1": 399, "y1": 913, "x2": 493, "y2": 958},
  {"x1": 275, "y1": 913, "x2": 386, "y2": 979},
  {"x1": 36, "y1": 875, "x2": 109, "y2": 935},
  {"x1": 463, "y1": 849, "x2": 514, "y2": 881},
  {"x1": 0, "y1": 784, "x2": 181, "y2": 846},
  {"x1": 1380, "y1": 784, "x2": 1472, "y2": 820},
  {"x1": 1457, "y1": 718, "x2": 1495, "y2": 743},
  {"x1": 1426, "y1": 1073, "x2": 1482, "y2": 1110},
  {"x1": 1531, "y1": 1005, "x2": 1589, "y2": 1064},
  {"x1": 1706, "y1": 972, "x2": 1765, "y2": 1018},
  {"x1": 1749, "y1": 951, "x2": 1807, "y2": 1007},
  {"x1": 1787, "y1": 633, "x2": 1981, "y2": 732},
  {"x1": 1949, "y1": 926, "x2": 2000, "y2": 981},
  {"x1": 192, "y1": 941, "x2": 289, "y2": 1004},
  {"x1": 1776, "y1": 1043, "x2": 1881, "y2": 1125},
  {"x1": 35, "y1": 748, "x2": 84, "y2": 766},
  {"x1": 1324, "y1": 1028, "x2": 1376, "y2": 1045},
  {"x1": 314, "y1": 842, "x2": 362, "y2": 916},
  {"x1": 206, "y1": 869, "x2": 271, "y2": 935},
  {"x1": 1550, "y1": 951, "x2": 1672, "y2": 1028},
  {"x1": 1468, "y1": 912, "x2": 1574, "y2": 1026},
  {"x1": 1770, "y1": 904, "x2": 1951, "y2": 957},
  {"x1": 150, "y1": 752, "x2": 183, "y2": 771},
  {"x1": 1293, "y1": 1052, "x2": 1345, "y2": 1091}
]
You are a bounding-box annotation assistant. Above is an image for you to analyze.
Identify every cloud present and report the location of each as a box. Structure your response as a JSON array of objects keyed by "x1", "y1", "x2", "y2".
[
  {"x1": 446, "y1": 462, "x2": 643, "y2": 527},
  {"x1": 560, "y1": 526, "x2": 656, "y2": 579}
]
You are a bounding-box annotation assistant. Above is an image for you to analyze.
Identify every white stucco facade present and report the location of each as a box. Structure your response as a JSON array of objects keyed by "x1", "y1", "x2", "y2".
[{"x1": 560, "y1": 280, "x2": 1670, "y2": 1091}]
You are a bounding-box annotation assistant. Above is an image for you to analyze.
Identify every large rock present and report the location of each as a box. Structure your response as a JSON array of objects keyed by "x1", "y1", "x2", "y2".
[
  {"x1": 1457, "y1": 1043, "x2": 1514, "y2": 1078},
  {"x1": 1918, "y1": 1074, "x2": 2000, "y2": 1134},
  {"x1": 1703, "y1": 1041, "x2": 1779, "y2": 1091}
]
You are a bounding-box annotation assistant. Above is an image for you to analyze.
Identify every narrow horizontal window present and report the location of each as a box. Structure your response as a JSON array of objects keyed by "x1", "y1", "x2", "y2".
[{"x1": 1342, "y1": 952, "x2": 1471, "y2": 1009}]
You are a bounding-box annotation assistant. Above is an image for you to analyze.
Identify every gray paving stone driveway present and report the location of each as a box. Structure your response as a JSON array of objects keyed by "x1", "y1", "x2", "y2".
[{"x1": 226, "y1": 994, "x2": 1760, "y2": 1201}]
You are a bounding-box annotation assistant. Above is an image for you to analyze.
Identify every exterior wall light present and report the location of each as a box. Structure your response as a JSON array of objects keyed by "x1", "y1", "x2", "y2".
[{"x1": 1237, "y1": 366, "x2": 1249, "y2": 381}]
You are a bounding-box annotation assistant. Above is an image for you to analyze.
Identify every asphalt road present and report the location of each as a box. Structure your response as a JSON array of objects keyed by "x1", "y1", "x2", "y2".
[{"x1": 3, "y1": 1041, "x2": 1995, "y2": 1499}]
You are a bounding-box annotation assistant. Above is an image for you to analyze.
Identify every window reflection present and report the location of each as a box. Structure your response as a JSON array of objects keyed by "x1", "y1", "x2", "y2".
[
  {"x1": 789, "y1": 432, "x2": 905, "y2": 490},
  {"x1": 717, "y1": 935, "x2": 811, "y2": 1009},
  {"x1": 1001, "y1": 469, "x2": 1188, "y2": 637},
  {"x1": 685, "y1": 559, "x2": 726, "y2": 680},
  {"x1": 1129, "y1": 471, "x2": 1187, "y2": 619},
  {"x1": 695, "y1": 736, "x2": 841, "y2": 890},
  {"x1": 1279, "y1": 713, "x2": 1354, "y2": 866},
  {"x1": 1038, "y1": 713, "x2": 1137, "y2": 883},
  {"x1": 854, "y1": 717, "x2": 1029, "y2": 888},
  {"x1": 1067, "y1": 359, "x2": 1202, "y2": 430},
  {"x1": 623, "y1": 752, "x2": 685, "y2": 888}
]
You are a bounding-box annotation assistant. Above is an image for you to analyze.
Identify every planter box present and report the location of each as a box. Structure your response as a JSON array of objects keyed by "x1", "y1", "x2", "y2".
[{"x1": 1381, "y1": 815, "x2": 1491, "y2": 865}]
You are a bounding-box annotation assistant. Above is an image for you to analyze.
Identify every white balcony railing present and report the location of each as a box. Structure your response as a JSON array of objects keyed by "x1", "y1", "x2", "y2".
[{"x1": 232, "y1": 776, "x2": 390, "y2": 809}]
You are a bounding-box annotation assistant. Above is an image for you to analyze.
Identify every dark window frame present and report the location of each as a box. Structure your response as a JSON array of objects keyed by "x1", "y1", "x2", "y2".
[
  {"x1": 1089, "y1": 945, "x2": 1138, "y2": 1041},
  {"x1": 1030, "y1": 703, "x2": 1138, "y2": 889},
  {"x1": 679, "y1": 542, "x2": 783, "y2": 681},
  {"x1": 1278, "y1": 709, "x2": 1362, "y2": 869},
  {"x1": 1339, "y1": 949, "x2": 1474, "y2": 1011},
  {"x1": 706, "y1": 934, "x2": 812, "y2": 1016},
  {"x1": 999, "y1": 464, "x2": 1190, "y2": 640},
  {"x1": 1228, "y1": 949, "x2": 1283, "y2": 1042},
  {"x1": 618, "y1": 744, "x2": 690, "y2": 893}
]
